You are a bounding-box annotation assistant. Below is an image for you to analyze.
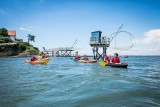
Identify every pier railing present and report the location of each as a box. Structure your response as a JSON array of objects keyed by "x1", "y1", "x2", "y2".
[
  {"x1": 44, "y1": 47, "x2": 74, "y2": 52},
  {"x1": 43, "y1": 47, "x2": 74, "y2": 57}
]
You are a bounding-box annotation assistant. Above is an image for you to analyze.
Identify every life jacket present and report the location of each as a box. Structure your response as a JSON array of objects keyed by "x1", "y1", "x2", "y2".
[
  {"x1": 42, "y1": 56, "x2": 47, "y2": 59},
  {"x1": 31, "y1": 57, "x2": 37, "y2": 61},
  {"x1": 112, "y1": 56, "x2": 120, "y2": 63},
  {"x1": 75, "y1": 56, "x2": 81, "y2": 60},
  {"x1": 84, "y1": 57, "x2": 89, "y2": 60},
  {"x1": 104, "y1": 56, "x2": 110, "y2": 63}
]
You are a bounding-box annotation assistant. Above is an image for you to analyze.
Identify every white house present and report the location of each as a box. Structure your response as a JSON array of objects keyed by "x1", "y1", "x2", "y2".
[{"x1": 7, "y1": 30, "x2": 16, "y2": 41}]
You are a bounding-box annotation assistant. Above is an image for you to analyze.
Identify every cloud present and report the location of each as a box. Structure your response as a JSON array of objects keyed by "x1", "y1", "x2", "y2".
[
  {"x1": 136, "y1": 29, "x2": 160, "y2": 45},
  {"x1": 109, "y1": 29, "x2": 160, "y2": 55},
  {"x1": 0, "y1": 9, "x2": 8, "y2": 15},
  {"x1": 19, "y1": 27, "x2": 32, "y2": 31},
  {"x1": 143, "y1": 29, "x2": 160, "y2": 44},
  {"x1": 19, "y1": 27, "x2": 26, "y2": 31},
  {"x1": 131, "y1": 29, "x2": 160, "y2": 55}
]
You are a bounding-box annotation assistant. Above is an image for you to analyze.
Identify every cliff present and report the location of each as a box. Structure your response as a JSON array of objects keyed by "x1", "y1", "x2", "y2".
[{"x1": 0, "y1": 42, "x2": 39, "y2": 57}]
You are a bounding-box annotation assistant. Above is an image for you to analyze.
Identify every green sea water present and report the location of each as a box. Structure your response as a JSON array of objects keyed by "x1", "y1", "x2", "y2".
[{"x1": 0, "y1": 56, "x2": 160, "y2": 107}]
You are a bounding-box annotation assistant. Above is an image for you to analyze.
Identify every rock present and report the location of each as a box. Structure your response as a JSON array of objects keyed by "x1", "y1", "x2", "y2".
[{"x1": 18, "y1": 53, "x2": 28, "y2": 57}]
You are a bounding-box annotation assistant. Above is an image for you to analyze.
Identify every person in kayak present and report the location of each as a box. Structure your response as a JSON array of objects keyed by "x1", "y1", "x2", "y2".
[
  {"x1": 30, "y1": 55, "x2": 37, "y2": 61},
  {"x1": 74, "y1": 51, "x2": 81, "y2": 60},
  {"x1": 84, "y1": 55, "x2": 89, "y2": 60},
  {"x1": 103, "y1": 54, "x2": 111, "y2": 63},
  {"x1": 38, "y1": 52, "x2": 44, "y2": 59},
  {"x1": 112, "y1": 53, "x2": 120, "y2": 63},
  {"x1": 42, "y1": 54, "x2": 48, "y2": 59},
  {"x1": 75, "y1": 55, "x2": 81, "y2": 60}
]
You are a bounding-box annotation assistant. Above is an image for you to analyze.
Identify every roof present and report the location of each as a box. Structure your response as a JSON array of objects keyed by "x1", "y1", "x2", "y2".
[
  {"x1": 7, "y1": 30, "x2": 16, "y2": 36},
  {"x1": 91, "y1": 31, "x2": 102, "y2": 33}
]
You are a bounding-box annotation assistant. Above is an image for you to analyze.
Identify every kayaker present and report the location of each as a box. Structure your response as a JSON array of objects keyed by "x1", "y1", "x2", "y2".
[
  {"x1": 30, "y1": 55, "x2": 37, "y2": 61},
  {"x1": 38, "y1": 52, "x2": 43, "y2": 59},
  {"x1": 42, "y1": 54, "x2": 48, "y2": 59},
  {"x1": 84, "y1": 55, "x2": 89, "y2": 60},
  {"x1": 74, "y1": 51, "x2": 81, "y2": 60},
  {"x1": 112, "y1": 53, "x2": 120, "y2": 63},
  {"x1": 103, "y1": 54, "x2": 111, "y2": 63},
  {"x1": 75, "y1": 55, "x2": 81, "y2": 60}
]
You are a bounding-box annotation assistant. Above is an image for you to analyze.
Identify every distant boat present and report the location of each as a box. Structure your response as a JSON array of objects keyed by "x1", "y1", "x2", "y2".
[{"x1": 123, "y1": 55, "x2": 128, "y2": 58}]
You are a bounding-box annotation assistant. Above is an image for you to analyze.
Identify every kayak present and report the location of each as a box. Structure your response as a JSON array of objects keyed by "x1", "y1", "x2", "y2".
[
  {"x1": 38, "y1": 56, "x2": 43, "y2": 59},
  {"x1": 78, "y1": 60, "x2": 97, "y2": 63},
  {"x1": 24, "y1": 58, "x2": 49, "y2": 64},
  {"x1": 107, "y1": 63, "x2": 128, "y2": 68},
  {"x1": 123, "y1": 55, "x2": 128, "y2": 58}
]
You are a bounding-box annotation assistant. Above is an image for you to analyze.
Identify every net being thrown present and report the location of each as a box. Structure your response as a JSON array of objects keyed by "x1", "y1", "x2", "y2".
[{"x1": 109, "y1": 31, "x2": 136, "y2": 51}]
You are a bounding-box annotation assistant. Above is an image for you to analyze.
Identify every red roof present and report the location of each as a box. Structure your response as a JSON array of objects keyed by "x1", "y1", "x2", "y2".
[{"x1": 7, "y1": 30, "x2": 16, "y2": 36}]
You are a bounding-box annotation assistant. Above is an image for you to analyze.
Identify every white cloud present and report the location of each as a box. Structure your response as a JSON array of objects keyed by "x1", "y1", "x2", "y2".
[
  {"x1": 19, "y1": 27, "x2": 32, "y2": 31},
  {"x1": 19, "y1": 27, "x2": 26, "y2": 31},
  {"x1": 108, "y1": 29, "x2": 160, "y2": 55},
  {"x1": 143, "y1": 29, "x2": 160, "y2": 44},
  {"x1": 0, "y1": 9, "x2": 8, "y2": 15},
  {"x1": 127, "y1": 29, "x2": 160, "y2": 55},
  {"x1": 136, "y1": 29, "x2": 160, "y2": 45}
]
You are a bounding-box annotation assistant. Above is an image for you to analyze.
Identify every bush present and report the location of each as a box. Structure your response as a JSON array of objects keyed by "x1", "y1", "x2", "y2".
[
  {"x1": 19, "y1": 42, "x2": 29, "y2": 46},
  {"x1": 0, "y1": 40, "x2": 5, "y2": 43},
  {"x1": 19, "y1": 43, "x2": 26, "y2": 51},
  {"x1": 18, "y1": 53, "x2": 28, "y2": 57},
  {"x1": 33, "y1": 47, "x2": 39, "y2": 51},
  {"x1": 0, "y1": 37, "x2": 12, "y2": 43}
]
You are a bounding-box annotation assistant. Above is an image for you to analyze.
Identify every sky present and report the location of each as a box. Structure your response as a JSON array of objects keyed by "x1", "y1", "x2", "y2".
[{"x1": 0, "y1": 0, "x2": 160, "y2": 55}]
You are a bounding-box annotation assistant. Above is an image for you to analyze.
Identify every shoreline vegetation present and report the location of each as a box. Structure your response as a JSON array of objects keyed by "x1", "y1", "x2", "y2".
[{"x1": 0, "y1": 28, "x2": 39, "y2": 57}]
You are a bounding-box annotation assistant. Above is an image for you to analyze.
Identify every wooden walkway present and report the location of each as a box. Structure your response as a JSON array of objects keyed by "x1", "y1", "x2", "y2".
[{"x1": 42, "y1": 47, "x2": 74, "y2": 57}]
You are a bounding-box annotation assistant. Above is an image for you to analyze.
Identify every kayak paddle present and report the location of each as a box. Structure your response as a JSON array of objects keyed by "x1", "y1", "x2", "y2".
[{"x1": 99, "y1": 61, "x2": 108, "y2": 67}]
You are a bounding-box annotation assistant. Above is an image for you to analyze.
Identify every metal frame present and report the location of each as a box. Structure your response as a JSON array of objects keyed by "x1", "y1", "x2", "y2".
[{"x1": 92, "y1": 47, "x2": 107, "y2": 60}]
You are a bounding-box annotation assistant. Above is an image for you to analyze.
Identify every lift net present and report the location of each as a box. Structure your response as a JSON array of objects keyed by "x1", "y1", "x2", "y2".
[{"x1": 110, "y1": 31, "x2": 136, "y2": 51}]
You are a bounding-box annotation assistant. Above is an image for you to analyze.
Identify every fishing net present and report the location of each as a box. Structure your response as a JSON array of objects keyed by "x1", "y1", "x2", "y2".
[{"x1": 110, "y1": 31, "x2": 136, "y2": 51}]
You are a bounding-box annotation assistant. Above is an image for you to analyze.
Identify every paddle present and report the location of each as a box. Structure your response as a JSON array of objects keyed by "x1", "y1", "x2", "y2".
[{"x1": 99, "y1": 61, "x2": 108, "y2": 67}]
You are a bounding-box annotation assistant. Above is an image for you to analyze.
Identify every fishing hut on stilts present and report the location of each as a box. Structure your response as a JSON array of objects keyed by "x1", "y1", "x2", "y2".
[
  {"x1": 90, "y1": 31, "x2": 110, "y2": 60},
  {"x1": 90, "y1": 24, "x2": 126, "y2": 60}
]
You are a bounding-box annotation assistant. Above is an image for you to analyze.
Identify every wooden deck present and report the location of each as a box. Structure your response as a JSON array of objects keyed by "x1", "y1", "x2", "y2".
[{"x1": 43, "y1": 47, "x2": 74, "y2": 57}]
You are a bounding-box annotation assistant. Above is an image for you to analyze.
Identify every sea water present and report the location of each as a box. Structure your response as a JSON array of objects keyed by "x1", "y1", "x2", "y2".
[{"x1": 0, "y1": 56, "x2": 160, "y2": 107}]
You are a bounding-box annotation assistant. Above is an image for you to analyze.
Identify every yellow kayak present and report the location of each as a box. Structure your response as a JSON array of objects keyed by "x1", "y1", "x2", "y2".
[
  {"x1": 38, "y1": 56, "x2": 43, "y2": 59},
  {"x1": 24, "y1": 58, "x2": 49, "y2": 65},
  {"x1": 38, "y1": 56, "x2": 53, "y2": 60},
  {"x1": 78, "y1": 60, "x2": 97, "y2": 63}
]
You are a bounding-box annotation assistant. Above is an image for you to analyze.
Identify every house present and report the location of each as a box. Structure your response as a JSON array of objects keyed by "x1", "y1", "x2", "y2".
[{"x1": 7, "y1": 30, "x2": 16, "y2": 41}]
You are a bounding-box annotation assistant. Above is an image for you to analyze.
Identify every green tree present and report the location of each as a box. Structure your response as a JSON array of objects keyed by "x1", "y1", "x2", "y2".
[
  {"x1": 27, "y1": 34, "x2": 36, "y2": 44},
  {"x1": 0, "y1": 28, "x2": 8, "y2": 37}
]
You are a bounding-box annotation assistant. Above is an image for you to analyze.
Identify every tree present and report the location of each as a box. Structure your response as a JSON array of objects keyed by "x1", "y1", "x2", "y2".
[
  {"x1": 0, "y1": 28, "x2": 8, "y2": 37},
  {"x1": 27, "y1": 34, "x2": 36, "y2": 44}
]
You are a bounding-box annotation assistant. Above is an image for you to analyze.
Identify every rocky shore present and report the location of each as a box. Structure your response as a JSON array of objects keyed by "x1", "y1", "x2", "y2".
[{"x1": 0, "y1": 42, "x2": 39, "y2": 57}]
